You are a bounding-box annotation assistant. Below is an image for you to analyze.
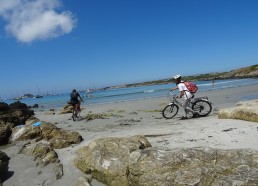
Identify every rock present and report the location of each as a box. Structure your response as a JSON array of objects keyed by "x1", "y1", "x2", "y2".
[
  {"x1": 53, "y1": 163, "x2": 63, "y2": 180},
  {"x1": 8, "y1": 101, "x2": 28, "y2": 110},
  {"x1": 10, "y1": 126, "x2": 28, "y2": 142},
  {"x1": 72, "y1": 176, "x2": 92, "y2": 186},
  {"x1": 128, "y1": 147, "x2": 258, "y2": 185},
  {"x1": 11, "y1": 122, "x2": 83, "y2": 149},
  {"x1": 59, "y1": 104, "x2": 73, "y2": 114},
  {"x1": 0, "y1": 102, "x2": 8, "y2": 112},
  {"x1": 74, "y1": 135, "x2": 151, "y2": 186},
  {"x1": 0, "y1": 125, "x2": 11, "y2": 145},
  {"x1": 32, "y1": 104, "x2": 39, "y2": 108},
  {"x1": 20, "y1": 142, "x2": 59, "y2": 167},
  {"x1": 0, "y1": 151, "x2": 9, "y2": 185},
  {"x1": 39, "y1": 123, "x2": 83, "y2": 149},
  {"x1": 0, "y1": 101, "x2": 34, "y2": 128},
  {"x1": 74, "y1": 135, "x2": 258, "y2": 186},
  {"x1": 218, "y1": 99, "x2": 258, "y2": 122},
  {"x1": 25, "y1": 116, "x2": 40, "y2": 126}
]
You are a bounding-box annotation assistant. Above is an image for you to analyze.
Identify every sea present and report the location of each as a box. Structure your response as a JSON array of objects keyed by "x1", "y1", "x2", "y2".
[{"x1": 2, "y1": 78, "x2": 258, "y2": 109}]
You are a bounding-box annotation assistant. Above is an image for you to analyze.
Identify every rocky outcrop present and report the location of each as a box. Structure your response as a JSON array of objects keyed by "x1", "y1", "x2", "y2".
[
  {"x1": 74, "y1": 135, "x2": 152, "y2": 186},
  {"x1": 20, "y1": 142, "x2": 59, "y2": 166},
  {"x1": 0, "y1": 101, "x2": 34, "y2": 145},
  {"x1": 0, "y1": 101, "x2": 34, "y2": 126},
  {"x1": 74, "y1": 136, "x2": 258, "y2": 186},
  {"x1": 11, "y1": 122, "x2": 83, "y2": 149},
  {"x1": 218, "y1": 99, "x2": 258, "y2": 122},
  {"x1": 128, "y1": 148, "x2": 258, "y2": 185},
  {"x1": 20, "y1": 142, "x2": 64, "y2": 180},
  {"x1": 0, "y1": 125, "x2": 12, "y2": 145}
]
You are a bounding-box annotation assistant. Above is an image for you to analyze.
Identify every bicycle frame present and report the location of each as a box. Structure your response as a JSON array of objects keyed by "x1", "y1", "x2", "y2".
[{"x1": 167, "y1": 92, "x2": 191, "y2": 108}]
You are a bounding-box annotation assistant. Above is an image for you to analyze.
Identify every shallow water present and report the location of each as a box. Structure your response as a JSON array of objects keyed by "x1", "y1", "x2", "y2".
[{"x1": 2, "y1": 78, "x2": 258, "y2": 109}]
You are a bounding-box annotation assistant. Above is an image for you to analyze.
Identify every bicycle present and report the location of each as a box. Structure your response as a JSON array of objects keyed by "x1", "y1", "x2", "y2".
[
  {"x1": 72, "y1": 102, "x2": 83, "y2": 121},
  {"x1": 162, "y1": 91, "x2": 212, "y2": 119}
]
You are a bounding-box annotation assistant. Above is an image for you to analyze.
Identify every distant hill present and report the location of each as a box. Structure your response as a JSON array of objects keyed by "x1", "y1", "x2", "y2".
[{"x1": 124, "y1": 64, "x2": 258, "y2": 87}]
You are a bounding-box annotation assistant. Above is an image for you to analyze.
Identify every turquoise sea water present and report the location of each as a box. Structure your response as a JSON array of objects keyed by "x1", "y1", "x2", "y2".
[{"x1": 2, "y1": 78, "x2": 258, "y2": 109}]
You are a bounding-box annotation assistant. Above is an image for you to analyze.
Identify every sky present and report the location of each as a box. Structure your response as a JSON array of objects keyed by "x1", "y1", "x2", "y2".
[{"x1": 0, "y1": 0, "x2": 258, "y2": 99}]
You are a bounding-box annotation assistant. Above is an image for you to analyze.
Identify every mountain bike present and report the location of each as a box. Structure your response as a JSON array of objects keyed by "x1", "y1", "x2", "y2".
[
  {"x1": 72, "y1": 102, "x2": 83, "y2": 121},
  {"x1": 162, "y1": 91, "x2": 212, "y2": 119}
]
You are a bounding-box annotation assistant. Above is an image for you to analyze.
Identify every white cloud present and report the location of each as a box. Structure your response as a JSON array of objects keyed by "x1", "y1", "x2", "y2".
[{"x1": 0, "y1": 0, "x2": 76, "y2": 43}]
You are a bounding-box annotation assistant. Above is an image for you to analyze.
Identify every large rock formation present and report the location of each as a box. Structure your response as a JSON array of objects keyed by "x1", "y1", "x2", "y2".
[
  {"x1": 74, "y1": 136, "x2": 258, "y2": 186},
  {"x1": 0, "y1": 101, "x2": 34, "y2": 145},
  {"x1": 0, "y1": 101, "x2": 34, "y2": 127},
  {"x1": 129, "y1": 148, "x2": 258, "y2": 185},
  {"x1": 218, "y1": 99, "x2": 258, "y2": 122},
  {"x1": 74, "y1": 135, "x2": 152, "y2": 186}
]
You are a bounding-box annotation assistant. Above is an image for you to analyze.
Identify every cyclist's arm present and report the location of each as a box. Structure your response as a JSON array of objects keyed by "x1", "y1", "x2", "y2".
[
  {"x1": 170, "y1": 87, "x2": 178, "y2": 91},
  {"x1": 78, "y1": 94, "x2": 83, "y2": 101}
]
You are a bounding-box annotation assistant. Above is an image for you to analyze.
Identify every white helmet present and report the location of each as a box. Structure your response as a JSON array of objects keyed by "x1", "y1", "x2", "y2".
[{"x1": 173, "y1": 74, "x2": 181, "y2": 80}]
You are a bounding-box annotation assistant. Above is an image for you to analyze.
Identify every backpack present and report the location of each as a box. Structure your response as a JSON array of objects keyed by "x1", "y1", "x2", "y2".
[
  {"x1": 184, "y1": 81, "x2": 198, "y2": 93},
  {"x1": 71, "y1": 92, "x2": 77, "y2": 100}
]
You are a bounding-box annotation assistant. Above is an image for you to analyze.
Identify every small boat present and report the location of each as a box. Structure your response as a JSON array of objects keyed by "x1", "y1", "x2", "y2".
[
  {"x1": 13, "y1": 97, "x2": 22, "y2": 100},
  {"x1": 35, "y1": 95, "x2": 43, "y2": 98}
]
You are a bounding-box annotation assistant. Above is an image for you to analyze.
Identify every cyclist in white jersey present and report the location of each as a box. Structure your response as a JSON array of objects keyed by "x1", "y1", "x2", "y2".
[{"x1": 171, "y1": 75, "x2": 198, "y2": 119}]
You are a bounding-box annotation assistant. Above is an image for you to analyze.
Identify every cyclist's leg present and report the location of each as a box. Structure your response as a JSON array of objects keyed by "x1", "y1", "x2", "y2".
[
  {"x1": 183, "y1": 99, "x2": 194, "y2": 117},
  {"x1": 74, "y1": 104, "x2": 79, "y2": 117}
]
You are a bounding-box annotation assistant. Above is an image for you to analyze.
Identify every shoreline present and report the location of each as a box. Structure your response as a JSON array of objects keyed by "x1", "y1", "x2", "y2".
[
  {"x1": 2, "y1": 83, "x2": 258, "y2": 186},
  {"x1": 2, "y1": 78, "x2": 258, "y2": 111}
]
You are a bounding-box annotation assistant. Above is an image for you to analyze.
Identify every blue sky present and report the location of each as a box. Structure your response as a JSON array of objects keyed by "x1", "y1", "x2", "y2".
[{"x1": 0, "y1": 0, "x2": 258, "y2": 99}]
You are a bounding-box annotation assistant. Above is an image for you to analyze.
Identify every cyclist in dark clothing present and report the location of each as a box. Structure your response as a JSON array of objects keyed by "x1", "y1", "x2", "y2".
[
  {"x1": 70, "y1": 89, "x2": 83, "y2": 105},
  {"x1": 70, "y1": 89, "x2": 83, "y2": 117}
]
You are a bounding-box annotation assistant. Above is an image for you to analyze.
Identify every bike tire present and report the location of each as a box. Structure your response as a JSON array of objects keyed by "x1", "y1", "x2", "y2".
[
  {"x1": 192, "y1": 100, "x2": 212, "y2": 117},
  {"x1": 162, "y1": 104, "x2": 179, "y2": 119}
]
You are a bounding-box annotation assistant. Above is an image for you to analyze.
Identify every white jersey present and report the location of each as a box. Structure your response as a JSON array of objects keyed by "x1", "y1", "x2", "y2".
[{"x1": 178, "y1": 82, "x2": 193, "y2": 100}]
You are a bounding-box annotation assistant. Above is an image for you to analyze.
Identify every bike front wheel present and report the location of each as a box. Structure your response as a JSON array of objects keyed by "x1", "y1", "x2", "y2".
[
  {"x1": 192, "y1": 100, "x2": 212, "y2": 117},
  {"x1": 162, "y1": 104, "x2": 179, "y2": 119}
]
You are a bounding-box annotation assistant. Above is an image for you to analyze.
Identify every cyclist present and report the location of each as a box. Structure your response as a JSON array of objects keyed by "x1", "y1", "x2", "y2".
[
  {"x1": 70, "y1": 89, "x2": 83, "y2": 118},
  {"x1": 170, "y1": 75, "x2": 198, "y2": 119}
]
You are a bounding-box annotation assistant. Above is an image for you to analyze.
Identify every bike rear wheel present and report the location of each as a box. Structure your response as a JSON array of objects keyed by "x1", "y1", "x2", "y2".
[
  {"x1": 72, "y1": 111, "x2": 83, "y2": 121},
  {"x1": 192, "y1": 100, "x2": 212, "y2": 116},
  {"x1": 162, "y1": 104, "x2": 179, "y2": 119}
]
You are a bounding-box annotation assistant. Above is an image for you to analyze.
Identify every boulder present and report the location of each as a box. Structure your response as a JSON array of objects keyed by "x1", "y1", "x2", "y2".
[
  {"x1": 0, "y1": 124, "x2": 12, "y2": 145},
  {"x1": 74, "y1": 135, "x2": 151, "y2": 186},
  {"x1": 128, "y1": 147, "x2": 258, "y2": 185},
  {"x1": 218, "y1": 99, "x2": 258, "y2": 122},
  {"x1": 39, "y1": 123, "x2": 83, "y2": 149},
  {"x1": 11, "y1": 122, "x2": 83, "y2": 149},
  {"x1": 74, "y1": 135, "x2": 258, "y2": 186},
  {"x1": 25, "y1": 116, "x2": 40, "y2": 126},
  {"x1": 59, "y1": 104, "x2": 73, "y2": 114},
  {"x1": 0, "y1": 101, "x2": 34, "y2": 128},
  {"x1": 20, "y1": 142, "x2": 59, "y2": 167},
  {"x1": 0, "y1": 102, "x2": 9, "y2": 112}
]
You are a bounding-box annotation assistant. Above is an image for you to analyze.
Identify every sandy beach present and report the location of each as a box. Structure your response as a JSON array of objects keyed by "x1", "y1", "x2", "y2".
[{"x1": 2, "y1": 84, "x2": 258, "y2": 186}]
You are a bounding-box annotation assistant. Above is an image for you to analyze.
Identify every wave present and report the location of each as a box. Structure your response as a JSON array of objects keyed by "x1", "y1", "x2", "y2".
[{"x1": 144, "y1": 90, "x2": 155, "y2": 93}]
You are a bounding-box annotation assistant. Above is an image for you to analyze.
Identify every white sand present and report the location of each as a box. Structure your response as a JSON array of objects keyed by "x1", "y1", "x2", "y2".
[{"x1": 2, "y1": 84, "x2": 258, "y2": 186}]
